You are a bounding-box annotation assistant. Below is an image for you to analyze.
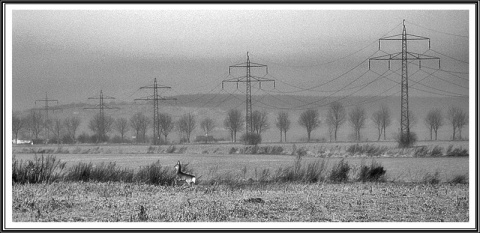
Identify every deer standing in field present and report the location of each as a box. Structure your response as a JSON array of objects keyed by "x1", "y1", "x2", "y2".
[{"x1": 174, "y1": 161, "x2": 196, "y2": 186}]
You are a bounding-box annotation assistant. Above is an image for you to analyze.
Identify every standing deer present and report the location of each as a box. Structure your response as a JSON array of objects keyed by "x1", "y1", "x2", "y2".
[{"x1": 174, "y1": 161, "x2": 196, "y2": 186}]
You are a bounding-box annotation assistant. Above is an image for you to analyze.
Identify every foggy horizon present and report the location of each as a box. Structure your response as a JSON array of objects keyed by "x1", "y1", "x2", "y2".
[{"x1": 11, "y1": 7, "x2": 470, "y2": 112}]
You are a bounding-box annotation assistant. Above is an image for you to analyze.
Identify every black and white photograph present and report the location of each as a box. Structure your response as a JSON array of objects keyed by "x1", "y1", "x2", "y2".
[{"x1": 3, "y1": 3, "x2": 476, "y2": 231}]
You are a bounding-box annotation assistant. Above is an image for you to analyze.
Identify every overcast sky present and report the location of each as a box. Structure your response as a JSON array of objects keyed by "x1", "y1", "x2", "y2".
[{"x1": 11, "y1": 6, "x2": 470, "y2": 111}]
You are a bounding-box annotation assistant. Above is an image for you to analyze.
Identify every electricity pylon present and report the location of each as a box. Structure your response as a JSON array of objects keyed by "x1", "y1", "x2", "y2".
[
  {"x1": 84, "y1": 90, "x2": 119, "y2": 143},
  {"x1": 369, "y1": 20, "x2": 440, "y2": 144},
  {"x1": 35, "y1": 92, "x2": 58, "y2": 142},
  {"x1": 222, "y1": 52, "x2": 275, "y2": 134},
  {"x1": 135, "y1": 78, "x2": 176, "y2": 145}
]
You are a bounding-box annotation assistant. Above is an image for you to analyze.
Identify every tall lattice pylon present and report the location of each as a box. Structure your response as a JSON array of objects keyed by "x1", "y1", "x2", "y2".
[
  {"x1": 35, "y1": 92, "x2": 58, "y2": 141},
  {"x1": 84, "y1": 90, "x2": 118, "y2": 143},
  {"x1": 135, "y1": 78, "x2": 176, "y2": 145},
  {"x1": 222, "y1": 52, "x2": 275, "y2": 134},
  {"x1": 369, "y1": 20, "x2": 440, "y2": 144}
]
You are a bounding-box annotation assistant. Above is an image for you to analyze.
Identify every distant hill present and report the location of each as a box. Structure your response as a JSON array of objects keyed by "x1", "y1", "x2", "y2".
[{"x1": 13, "y1": 94, "x2": 469, "y2": 143}]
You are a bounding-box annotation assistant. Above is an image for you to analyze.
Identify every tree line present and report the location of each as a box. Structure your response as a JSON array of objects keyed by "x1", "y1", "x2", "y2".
[{"x1": 12, "y1": 103, "x2": 468, "y2": 144}]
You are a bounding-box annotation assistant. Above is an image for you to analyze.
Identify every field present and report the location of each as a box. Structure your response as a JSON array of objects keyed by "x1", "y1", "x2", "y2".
[
  {"x1": 10, "y1": 141, "x2": 470, "y2": 223},
  {"x1": 13, "y1": 182, "x2": 468, "y2": 222},
  {"x1": 12, "y1": 141, "x2": 469, "y2": 182}
]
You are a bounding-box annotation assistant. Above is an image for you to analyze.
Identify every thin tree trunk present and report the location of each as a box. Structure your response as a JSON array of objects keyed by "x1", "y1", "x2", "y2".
[
  {"x1": 279, "y1": 130, "x2": 282, "y2": 143},
  {"x1": 430, "y1": 127, "x2": 433, "y2": 141},
  {"x1": 307, "y1": 131, "x2": 311, "y2": 142},
  {"x1": 383, "y1": 126, "x2": 386, "y2": 140},
  {"x1": 284, "y1": 130, "x2": 287, "y2": 142},
  {"x1": 452, "y1": 126, "x2": 456, "y2": 141}
]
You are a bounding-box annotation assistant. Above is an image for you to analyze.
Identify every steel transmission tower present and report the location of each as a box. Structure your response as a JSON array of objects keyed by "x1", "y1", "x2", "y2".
[
  {"x1": 369, "y1": 20, "x2": 440, "y2": 143},
  {"x1": 84, "y1": 90, "x2": 119, "y2": 143},
  {"x1": 222, "y1": 52, "x2": 275, "y2": 134},
  {"x1": 135, "y1": 78, "x2": 176, "y2": 145},
  {"x1": 35, "y1": 92, "x2": 58, "y2": 141}
]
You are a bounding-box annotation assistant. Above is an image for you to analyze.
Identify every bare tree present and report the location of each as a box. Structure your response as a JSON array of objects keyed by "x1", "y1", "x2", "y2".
[
  {"x1": 200, "y1": 117, "x2": 215, "y2": 143},
  {"x1": 89, "y1": 113, "x2": 115, "y2": 143},
  {"x1": 114, "y1": 118, "x2": 129, "y2": 143},
  {"x1": 370, "y1": 106, "x2": 391, "y2": 141},
  {"x1": 130, "y1": 112, "x2": 149, "y2": 143},
  {"x1": 158, "y1": 113, "x2": 175, "y2": 143},
  {"x1": 349, "y1": 106, "x2": 366, "y2": 141},
  {"x1": 275, "y1": 111, "x2": 290, "y2": 142},
  {"x1": 326, "y1": 102, "x2": 346, "y2": 142},
  {"x1": 224, "y1": 109, "x2": 244, "y2": 142},
  {"x1": 380, "y1": 106, "x2": 391, "y2": 141},
  {"x1": 252, "y1": 110, "x2": 269, "y2": 135},
  {"x1": 424, "y1": 109, "x2": 443, "y2": 140},
  {"x1": 26, "y1": 110, "x2": 44, "y2": 140},
  {"x1": 177, "y1": 113, "x2": 196, "y2": 143},
  {"x1": 12, "y1": 114, "x2": 26, "y2": 143},
  {"x1": 298, "y1": 109, "x2": 320, "y2": 142},
  {"x1": 447, "y1": 107, "x2": 468, "y2": 140},
  {"x1": 64, "y1": 116, "x2": 81, "y2": 143},
  {"x1": 51, "y1": 118, "x2": 64, "y2": 144},
  {"x1": 371, "y1": 110, "x2": 383, "y2": 141}
]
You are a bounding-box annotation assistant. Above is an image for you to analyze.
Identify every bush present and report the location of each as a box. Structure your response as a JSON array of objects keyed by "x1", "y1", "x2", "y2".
[
  {"x1": 241, "y1": 133, "x2": 262, "y2": 146},
  {"x1": 358, "y1": 160, "x2": 386, "y2": 182},
  {"x1": 77, "y1": 133, "x2": 90, "y2": 144},
  {"x1": 430, "y1": 146, "x2": 443, "y2": 157},
  {"x1": 347, "y1": 144, "x2": 388, "y2": 157},
  {"x1": 396, "y1": 132, "x2": 417, "y2": 148},
  {"x1": 64, "y1": 162, "x2": 93, "y2": 182},
  {"x1": 446, "y1": 147, "x2": 468, "y2": 157},
  {"x1": 449, "y1": 174, "x2": 468, "y2": 184},
  {"x1": 12, "y1": 154, "x2": 66, "y2": 184},
  {"x1": 135, "y1": 160, "x2": 193, "y2": 186},
  {"x1": 329, "y1": 159, "x2": 350, "y2": 183},
  {"x1": 423, "y1": 171, "x2": 441, "y2": 185},
  {"x1": 62, "y1": 135, "x2": 75, "y2": 144}
]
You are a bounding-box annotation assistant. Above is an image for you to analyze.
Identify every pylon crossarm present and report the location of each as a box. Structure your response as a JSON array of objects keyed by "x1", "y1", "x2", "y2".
[
  {"x1": 140, "y1": 85, "x2": 171, "y2": 89},
  {"x1": 380, "y1": 34, "x2": 403, "y2": 40},
  {"x1": 380, "y1": 34, "x2": 430, "y2": 41},
  {"x1": 249, "y1": 76, "x2": 275, "y2": 82},
  {"x1": 222, "y1": 77, "x2": 248, "y2": 82},
  {"x1": 369, "y1": 52, "x2": 402, "y2": 60},
  {"x1": 406, "y1": 52, "x2": 440, "y2": 60}
]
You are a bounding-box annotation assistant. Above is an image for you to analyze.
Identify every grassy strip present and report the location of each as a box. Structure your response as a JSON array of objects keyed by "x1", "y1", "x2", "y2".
[{"x1": 13, "y1": 154, "x2": 467, "y2": 186}]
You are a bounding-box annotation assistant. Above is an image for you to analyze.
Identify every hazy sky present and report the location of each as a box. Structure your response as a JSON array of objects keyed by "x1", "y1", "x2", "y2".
[{"x1": 11, "y1": 6, "x2": 470, "y2": 111}]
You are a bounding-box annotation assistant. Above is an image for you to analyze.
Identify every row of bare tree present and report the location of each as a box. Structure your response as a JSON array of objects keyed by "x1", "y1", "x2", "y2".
[{"x1": 12, "y1": 103, "x2": 468, "y2": 144}]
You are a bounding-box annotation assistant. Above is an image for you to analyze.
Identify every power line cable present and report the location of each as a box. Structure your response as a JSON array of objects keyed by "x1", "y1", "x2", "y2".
[{"x1": 405, "y1": 20, "x2": 469, "y2": 39}]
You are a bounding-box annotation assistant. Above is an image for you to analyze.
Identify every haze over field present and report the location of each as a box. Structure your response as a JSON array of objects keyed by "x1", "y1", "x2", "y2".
[{"x1": 11, "y1": 6, "x2": 470, "y2": 112}]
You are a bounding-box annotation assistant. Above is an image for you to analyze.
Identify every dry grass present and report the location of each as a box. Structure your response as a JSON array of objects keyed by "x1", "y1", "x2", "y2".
[{"x1": 12, "y1": 182, "x2": 468, "y2": 222}]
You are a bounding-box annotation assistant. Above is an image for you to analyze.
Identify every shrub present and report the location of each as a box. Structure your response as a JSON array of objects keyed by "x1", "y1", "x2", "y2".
[
  {"x1": 77, "y1": 133, "x2": 90, "y2": 144},
  {"x1": 134, "y1": 160, "x2": 191, "y2": 186},
  {"x1": 241, "y1": 133, "x2": 262, "y2": 145},
  {"x1": 229, "y1": 147, "x2": 237, "y2": 154},
  {"x1": 446, "y1": 148, "x2": 468, "y2": 157},
  {"x1": 423, "y1": 171, "x2": 441, "y2": 185},
  {"x1": 64, "y1": 162, "x2": 93, "y2": 182},
  {"x1": 430, "y1": 146, "x2": 443, "y2": 157},
  {"x1": 396, "y1": 132, "x2": 417, "y2": 148},
  {"x1": 12, "y1": 154, "x2": 66, "y2": 184},
  {"x1": 166, "y1": 145, "x2": 176, "y2": 153},
  {"x1": 414, "y1": 146, "x2": 429, "y2": 157},
  {"x1": 358, "y1": 160, "x2": 386, "y2": 182},
  {"x1": 347, "y1": 144, "x2": 387, "y2": 157},
  {"x1": 62, "y1": 135, "x2": 75, "y2": 144},
  {"x1": 449, "y1": 174, "x2": 468, "y2": 184},
  {"x1": 329, "y1": 159, "x2": 350, "y2": 183}
]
